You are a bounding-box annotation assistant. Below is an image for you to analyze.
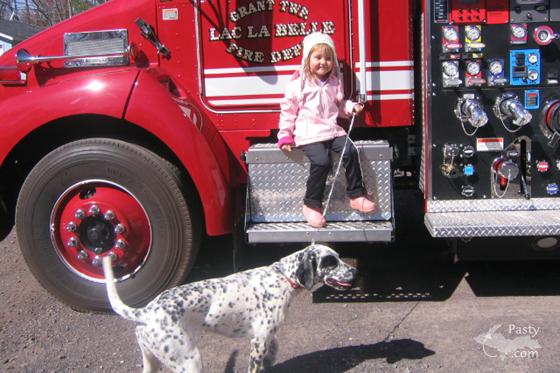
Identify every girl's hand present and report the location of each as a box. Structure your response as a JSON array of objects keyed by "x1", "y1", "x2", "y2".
[
  {"x1": 353, "y1": 103, "x2": 365, "y2": 114},
  {"x1": 281, "y1": 144, "x2": 292, "y2": 152}
]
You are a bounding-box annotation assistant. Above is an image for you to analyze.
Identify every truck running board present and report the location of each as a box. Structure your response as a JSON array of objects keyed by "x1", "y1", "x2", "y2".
[
  {"x1": 425, "y1": 210, "x2": 560, "y2": 238},
  {"x1": 245, "y1": 141, "x2": 394, "y2": 244},
  {"x1": 246, "y1": 221, "x2": 394, "y2": 243}
]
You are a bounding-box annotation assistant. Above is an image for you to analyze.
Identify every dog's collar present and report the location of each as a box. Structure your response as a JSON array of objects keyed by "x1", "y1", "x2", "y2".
[
  {"x1": 273, "y1": 265, "x2": 301, "y2": 289},
  {"x1": 283, "y1": 275, "x2": 301, "y2": 289}
]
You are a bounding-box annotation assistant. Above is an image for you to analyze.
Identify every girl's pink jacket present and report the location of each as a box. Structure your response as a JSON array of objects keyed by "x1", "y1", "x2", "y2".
[{"x1": 277, "y1": 71, "x2": 356, "y2": 148}]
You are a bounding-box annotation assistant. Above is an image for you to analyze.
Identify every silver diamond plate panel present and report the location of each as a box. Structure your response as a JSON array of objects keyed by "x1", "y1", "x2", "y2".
[
  {"x1": 247, "y1": 221, "x2": 393, "y2": 242},
  {"x1": 425, "y1": 210, "x2": 560, "y2": 237},
  {"x1": 419, "y1": 11, "x2": 427, "y2": 195},
  {"x1": 427, "y1": 198, "x2": 560, "y2": 213},
  {"x1": 247, "y1": 142, "x2": 392, "y2": 223}
]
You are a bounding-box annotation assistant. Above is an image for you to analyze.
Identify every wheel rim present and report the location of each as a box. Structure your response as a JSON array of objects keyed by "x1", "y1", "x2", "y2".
[{"x1": 50, "y1": 179, "x2": 152, "y2": 282}]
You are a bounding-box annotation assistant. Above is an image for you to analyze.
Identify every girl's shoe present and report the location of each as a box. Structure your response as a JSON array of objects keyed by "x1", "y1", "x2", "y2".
[
  {"x1": 302, "y1": 205, "x2": 326, "y2": 228},
  {"x1": 349, "y1": 196, "x2": 376, "y2": 213}
]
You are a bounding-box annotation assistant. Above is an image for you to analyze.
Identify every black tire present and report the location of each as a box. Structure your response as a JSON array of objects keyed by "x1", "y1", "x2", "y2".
[{"x1": 16, "y1": 138, "x2": 200, "y2": 311}]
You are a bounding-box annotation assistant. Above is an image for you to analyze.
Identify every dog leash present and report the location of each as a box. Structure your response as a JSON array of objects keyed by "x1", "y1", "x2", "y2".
[{"x1": 322, "y1": 112, "x2": 357, "y2": 217}]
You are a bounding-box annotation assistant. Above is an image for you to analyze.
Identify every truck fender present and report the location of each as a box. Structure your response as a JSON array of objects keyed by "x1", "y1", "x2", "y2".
[
  {"x1": 124, "y1": 70, "x2": 231, "y2": 236},
  {"x1": 0, "y1": 68, "x2": 139, "y2": 164}
]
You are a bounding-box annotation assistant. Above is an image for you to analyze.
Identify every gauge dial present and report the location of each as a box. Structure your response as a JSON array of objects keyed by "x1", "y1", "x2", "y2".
[
  {"x1": 537, "y1": 30, "x2": 551, "y2": 42},
  {"x1": 528, "y1": 53, "x2": 539, "y2": 64},
  {"x1": 528, "y1": 70, "x2": 539, "y2": 81},
  {"x1": 466, "y1": 61, "x2": 481, "y2": 75},
  {"x1": 511, "y1": 24, "x2": 527, "y2": 39},
  {"x1": 443, "y1": 27, "x2": 458, "y2": 41},
  {"x1": 465, "y1": 26, "x2": 481, "y2": 41},
  {"x1": 442, "y1": 61, "x2": 459, "y2": 77},
  {"x1": 489, "y1": 60, "x2": 503, "y2": 76}
]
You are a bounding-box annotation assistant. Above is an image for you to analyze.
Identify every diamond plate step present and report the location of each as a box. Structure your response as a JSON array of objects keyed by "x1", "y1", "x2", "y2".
[
  {"x1": 246, "y1": 221, "x2": 394, "y2": 243},
  {"x1": 247, "y1": 141, "x2": 393, "y2": 223},
  {"x1": 425, "y1": 210, "x2": 560, "y2": 237}
]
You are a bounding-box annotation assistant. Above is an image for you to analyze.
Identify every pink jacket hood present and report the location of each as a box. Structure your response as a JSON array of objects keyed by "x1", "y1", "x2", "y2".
[{"x1": 277, "y1": 71, "x2": 355, "y2": 148}]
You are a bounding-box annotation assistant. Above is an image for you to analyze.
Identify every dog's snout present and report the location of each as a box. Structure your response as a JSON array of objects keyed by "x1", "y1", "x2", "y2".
[{"x1": 340, "y1": 264, "x2": 357, "y2": 282}]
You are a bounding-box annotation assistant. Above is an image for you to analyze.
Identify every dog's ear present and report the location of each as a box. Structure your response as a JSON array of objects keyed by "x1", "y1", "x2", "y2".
[{"x1": 296, "y1": 251, "x2": 317, "y2": 290}]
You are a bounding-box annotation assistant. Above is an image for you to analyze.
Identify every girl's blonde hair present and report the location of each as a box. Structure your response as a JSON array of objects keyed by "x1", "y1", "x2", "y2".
[{"x1": 302, "y1": 43, "x2": 340, "y2": 79}]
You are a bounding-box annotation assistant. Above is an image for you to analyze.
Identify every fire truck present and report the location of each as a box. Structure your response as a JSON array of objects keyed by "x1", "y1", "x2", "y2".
[{"x1": 0, "y1": 0, "x2": 559, "y2": 311}]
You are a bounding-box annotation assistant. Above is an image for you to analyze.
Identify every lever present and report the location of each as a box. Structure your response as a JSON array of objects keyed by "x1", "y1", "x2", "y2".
[
  {"x1": 441, "y1": 143, "x2": 460, "y2": 178},
  {"x1": 135, "y1": 18, "x2": 171, "y2": 59}
]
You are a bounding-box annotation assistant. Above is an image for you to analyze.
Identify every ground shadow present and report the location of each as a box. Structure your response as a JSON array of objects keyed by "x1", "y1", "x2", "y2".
[
  {"x1": 223, "y1": 339, "x2": 433, "y2": 373},
  {"x1": 268, "y1": 339, "x2": 434, "y2": 372},
  {"x1": 313, "y1": 259, "x2": 465, "y2": 303}
]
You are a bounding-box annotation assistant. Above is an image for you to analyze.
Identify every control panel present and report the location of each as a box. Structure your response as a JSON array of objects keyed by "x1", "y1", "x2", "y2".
[{"x1": 428, "y1": 0, "x2": 560, "y2": 200}]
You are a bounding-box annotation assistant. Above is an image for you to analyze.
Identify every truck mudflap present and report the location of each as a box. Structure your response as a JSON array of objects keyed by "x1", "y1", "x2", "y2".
[
  {"x1": 0, "y1": 195, "x2": 11, "y2": 241},
  {"x1": 425, "y1": 199, "x2": 560, "y2": 238},
  {"x1": 245, "y1": 141, "x2": 394, "y2": 243}
]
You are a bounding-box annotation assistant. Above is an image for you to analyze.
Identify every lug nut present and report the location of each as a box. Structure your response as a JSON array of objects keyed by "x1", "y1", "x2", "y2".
[
  {"x1": 115, "y1": 239, "x2": 127, "y2": 249},
  {"x1": 94, "y1": 247, "x2": 103, "y2": 254},
  {"x1": 89, "y1": 204, "x2": 100, "y2": 216},
  {"x1": 108, "y1": 251, "x2": 117, "y2": 261},
  {"x1": 114, "y1": 224, "x2": 125, "y2": 234},
  {"x1": 104, "y1": 210, "x2": 115, "y2": 221},
  {"x1": 74, "y1": 209, "x2": 85, "y2": 219},
  {"x1": 92, "y1": 255, "x2": 102, "y2": 267},
  {"x1": 66, "y1": 221, "x2": 77, "y2": 232},
  {"x1": 67, "y1": 237, "x2": 78, "y2": 247},
  {"x1": 77, "y1": 250, "x2": 88, "y2": 261}
]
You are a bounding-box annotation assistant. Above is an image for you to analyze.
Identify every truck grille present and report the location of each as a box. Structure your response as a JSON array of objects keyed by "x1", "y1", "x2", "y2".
[{"x1": 64, "y1": 29, "x2": 128, "y2": 68}]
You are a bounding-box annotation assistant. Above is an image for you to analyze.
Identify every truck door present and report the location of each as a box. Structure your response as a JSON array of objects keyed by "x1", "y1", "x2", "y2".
[{"x1": 195, "y1": 0, "x2": 352, "y2": 112}]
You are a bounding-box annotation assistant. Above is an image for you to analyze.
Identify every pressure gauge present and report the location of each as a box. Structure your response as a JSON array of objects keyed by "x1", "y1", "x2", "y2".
[
  {"x1": 489, "y1": 60, "x2": 504, "y2": 76},
  {"x1": 443, "y1": 27, "x2": 459, "y2": 42},
  {"x1": 511, "y1": 24, "x2": 527, "y2": 39},
  {"x1": 466, "y1": 61, "x2": 481, "y2": 75},
  {"x1": 528, "y1": 53, "x2": 539, "y2": 64},
  {"x1": 528, "y1": 70, "x2": 539, "y2": 81},
  {"x1": 442, "y1": 61, "x2": 459, "y2": 77},
  {"x1": 465, "y1": 26, "x2": 481, "y2": 41}
]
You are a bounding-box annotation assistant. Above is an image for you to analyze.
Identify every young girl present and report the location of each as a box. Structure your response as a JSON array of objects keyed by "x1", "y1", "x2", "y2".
[{"x1": 277, "y1": 32, "x2": 375, "y2": 228}]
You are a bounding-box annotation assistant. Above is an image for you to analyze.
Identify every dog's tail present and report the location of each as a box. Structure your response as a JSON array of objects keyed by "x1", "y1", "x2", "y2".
[{"x1": 102, "y1": 256, "x2": 143, "y2": 323}]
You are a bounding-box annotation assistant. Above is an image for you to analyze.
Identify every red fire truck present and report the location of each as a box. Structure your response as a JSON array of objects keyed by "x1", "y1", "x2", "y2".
[{"x1": 1, "y1": 0, "x2": 559, "y2": 311}]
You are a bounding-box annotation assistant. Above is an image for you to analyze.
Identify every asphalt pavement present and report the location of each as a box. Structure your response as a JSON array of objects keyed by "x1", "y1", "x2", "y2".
[{"x1": 2, "y1": 191, "x2": 560, "y2": 372}]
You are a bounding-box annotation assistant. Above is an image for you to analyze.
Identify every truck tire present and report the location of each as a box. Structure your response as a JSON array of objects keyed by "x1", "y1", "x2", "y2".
[{"x1": 16, "y1": 138, "x2": 200, "y2": 312}]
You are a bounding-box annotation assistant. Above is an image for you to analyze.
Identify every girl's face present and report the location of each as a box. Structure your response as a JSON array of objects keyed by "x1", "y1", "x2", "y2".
[{"x1": 308, "y1": 44, "x2": 334, "y2": 81}]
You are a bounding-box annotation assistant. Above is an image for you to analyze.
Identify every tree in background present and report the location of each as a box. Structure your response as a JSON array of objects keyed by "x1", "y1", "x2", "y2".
[{"x1": 0, "y1": 0, "x2": 107, "y2": 27}]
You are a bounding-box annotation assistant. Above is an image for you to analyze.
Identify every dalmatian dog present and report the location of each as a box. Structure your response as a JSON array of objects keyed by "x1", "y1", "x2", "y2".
[{"x1": 102, "y1": 243, "x2": 356, "y2": 373}]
